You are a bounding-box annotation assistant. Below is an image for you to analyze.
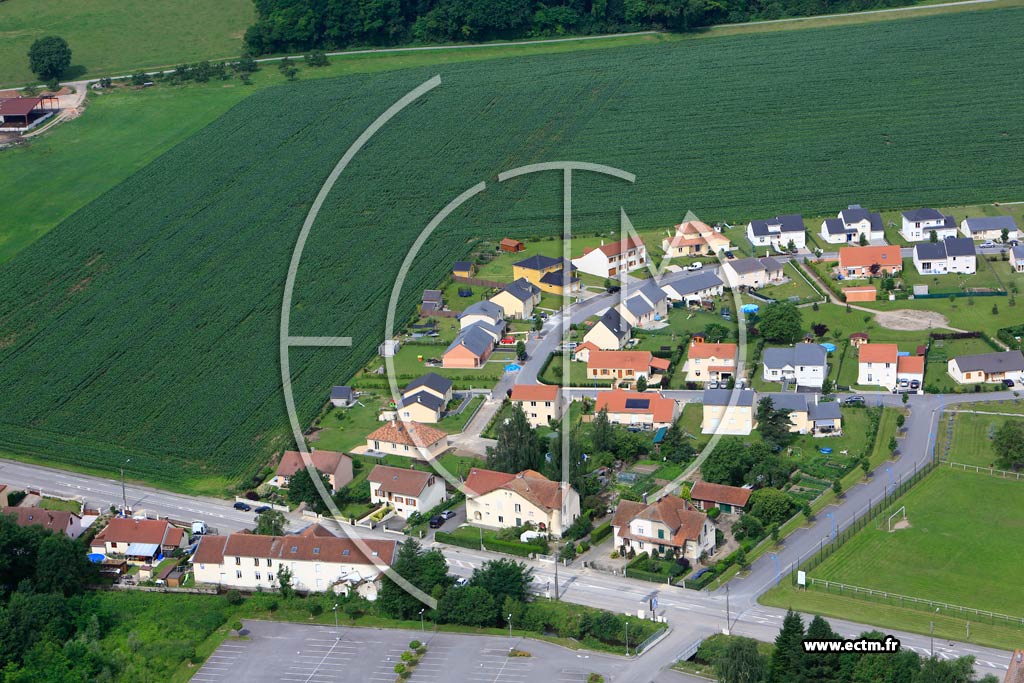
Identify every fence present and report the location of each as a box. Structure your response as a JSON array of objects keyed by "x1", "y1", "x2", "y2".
[
  {"x1": 913, "y1": 290, "x2": 1006, "y2": 299},
  {"x1": 806, "y1": 578, "x2": 1024, "y2": 629},
  {"x1": 795, "y1": 457, "x2": 936, "y2": 578},
  {"x1": 453, "y1": 275, "x2": 506, "y2": 288},
  {"x1": 941, "y1": 460, "x2": 1024, "y2": 481},
  {"x1": 635, "y1": 625, "x2": 668, "y2": 654}
]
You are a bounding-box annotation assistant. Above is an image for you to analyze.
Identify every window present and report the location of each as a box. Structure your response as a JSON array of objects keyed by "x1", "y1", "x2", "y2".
[
  {"x1": 313, "y1": 547, "x2": 320, "y2": 555},
  {"x1": 514, "y1": 503, "x2": 521, "y2": 513},
  {"x1": 235, "y1": 556, "x2": 241, "y2": 565},
  {"x1": 316, "y1": 564, "x2": 321, "y2": 573},
  {"x1": 255, "y1": 572, "x2": 261, "y2": 581},
  {"x1": 342, "y1": 549, "x2": 350, "y2": 556},
  {"x1": 657, "y1": 529, "x2": 664, "y2": 539},
  {"x1": 236, "y1": 570, "x2": 242, "y2": 579},
  {"x1": 290, "y1": 546, "x2": 298, "y2": 553},
  {"x1": 267, "y1": 559, "x2": 272, "y2": 567},
  {"x1": 498, "y1": 516, "x2": 504, "y2": 523}
]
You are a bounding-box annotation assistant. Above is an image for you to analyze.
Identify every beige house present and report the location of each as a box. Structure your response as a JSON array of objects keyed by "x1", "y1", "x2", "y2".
[
  {"x1": 615, "y1": 279, "x2": 669, "y2": 329},
  {"x1": 586, "y1": 350, "x2": 671, "y2": 387},
  {"x1": 510, "y1": 384, "x2": 564, "y2": 428},
  {"x1": 594, "y1": 389, "x2": 678, "y2": 430},
  {"x1": 720, "y1": 256, "x2": 784, "y2": 289},
  {"x1": 683, "y1": 339, "x2": 738, "y2": 384},
  {"x1": 701, "y1": 388, "x2": 755, "y2": 435},
  {"x1": 272, "y1": 450, "x2": 354, "y2": 492},
  {"x1": 960, "y1": 216, "x2": 1018, "y2": 242},
  {"x1": 365, "y1": 421, "x2": 448, "y2": 460},
  {"x1": 661, "y1": 220, "x2": 731, "y2": 258},
  {"x1": 2, "y1": 506, "x2": 82, "y2": 538},
  {"x1": 1011, "y1": 246, "x2": 1024, "y2": 273},
  {"x1": 857, "y1": 343, "x2": 898, "y2": 390},
  {"x1": 463, "y1": 468, "x2": 581, "y2": 538},
  {"x1": 761, "y1": 393, "x2": 843, "y2": 436},
  {"x1": 192, "y1": 531, "x2": 398, "y2": 597},
  {"x1": 612, "y1": 496, "x2": 715, "y2": 562},
  {"x1": 90, "y1": 518, "x2": 188, "y2": 564},
  {"x1": 489, "y1": 278, "x2": 541, "y2": 320},
  {"x1": 572, "y1": 237, "x2": 648, "y2": 279},
  {"x1": 583, "y1": 308, "x2": 631, "y2": 351},
  {"x1": 947, "y1": 351, "x2": 1024, "y2": 385},
  {"x1": 368, "y1": 465, "x2": 447, "y2": 517}
]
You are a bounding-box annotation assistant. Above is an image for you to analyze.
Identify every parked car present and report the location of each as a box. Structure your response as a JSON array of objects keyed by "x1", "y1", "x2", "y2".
[
  {"x1": 606, "y1": 285, "x2": 621, "y2": 294},
  {"x1": 687, "y1": 262, "x2": 704, "y2": 271},
  {"x1": 233, "y1": 502, "x2": 252, "y2": 512},
  {"x1": 707, "y1": 381, "x2": 720, "y2": 390},
  {"x1": 898, "y1": 378, "x2": 910, "y2": 389},
  {"x1": 454, "y1": 577, "x2": 469, "y2": 587},
  {"x1": 843, "y1": 395, "x2": 866, "y2": 405},
  {"x1": 980, "y1": 240, "x2": 997, "y2": 248},
  {"x1": 429, "y1": 515, "x2": 445, "y2": 529},
  {"x1": 500, "y1": 337, "x2": 515, "y2": 345},
  {"x1": 254, "y1": 505, "x2": 271, "y2": 515},
  {"x1": 910, "y1": 379, "x2": 920, "y2": 390},
  {"x1": 724, "y1": 251, "x2": 736, "y2": 260},
  {"x1": 441, "y1": 510, "x2": 457, "y2": 520},
  {"x1": 1003, "y1": 379, "x2": 1016, "y2": 388}
]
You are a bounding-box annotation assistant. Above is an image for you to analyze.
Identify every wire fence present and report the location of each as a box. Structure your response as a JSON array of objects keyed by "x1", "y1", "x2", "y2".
[
  {"x1": 806, "y1": 578, "x2": 1024, "y2": 629},
  {"x1": 940, "y1": 460, "x2": 1024, "y2": 481}
]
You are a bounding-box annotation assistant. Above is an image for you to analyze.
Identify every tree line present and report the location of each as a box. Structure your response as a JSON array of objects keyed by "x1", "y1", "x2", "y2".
[{"x1": 242, "y1": 0, "x2": 916, "y2": 55}]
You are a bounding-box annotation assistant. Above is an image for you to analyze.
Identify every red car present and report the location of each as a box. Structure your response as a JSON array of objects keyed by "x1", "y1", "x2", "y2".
[{"x1": 500, "y1": 337, "x2": 515, "y2": 345}]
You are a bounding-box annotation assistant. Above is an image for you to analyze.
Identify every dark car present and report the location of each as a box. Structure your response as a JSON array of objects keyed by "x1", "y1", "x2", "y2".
[
  {"x1": 724, "y1": 251, "x2": 736, "y2": 260},
  {"x1": 606, "y1": 285, "x2": 621, "y2": 294},
  {"x1": 254, "y1": 505, "x2": 271, "y2": 515},
  {"x1": 429, "y1": 515, "x2": 445, "y2": 529},
  {"x1": 1003, "y1": 379, "x2": 1016, "y2": 388},
  {"x1": 843, "y1": 395, "x2": 866, "y2": 405},
  {"x1": 910, "y1": 379, "x2": 920, "y2": 390},
  {"x1": 233, "y1": 502, "x2": 252, "y2": 512},
  {"x1": 441, "y1": 510, "x2": 457, "y2": 520}
]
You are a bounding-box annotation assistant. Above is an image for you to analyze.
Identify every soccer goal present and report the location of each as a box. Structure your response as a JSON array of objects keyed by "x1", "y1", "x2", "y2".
[{"x1": 887, "y1": 506, "x2": 907, "y2": 532}]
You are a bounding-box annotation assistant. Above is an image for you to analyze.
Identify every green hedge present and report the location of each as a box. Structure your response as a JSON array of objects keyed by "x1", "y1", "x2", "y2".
[
  {"x1": 434, "y1": 530, "x2": 545, "y2": 558},
  {"x1": 590, "y1": 521, "x2": 612, "y2": 544}
]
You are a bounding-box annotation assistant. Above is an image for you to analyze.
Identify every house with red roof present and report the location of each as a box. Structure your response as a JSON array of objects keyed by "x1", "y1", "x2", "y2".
[
  {"x1": 510, "y1": 384, "x2": 564, "y2": 428},
  {"x1": 611, "y1": 496, "x2": 715, "y2": 561},
  {"x1": 594, "y1": 390, "x2": 678, "y2": 430},
  {"x1": 365, "y1": 420, "x2": 448, "y2": 460},
  {"x1": 2, "y1": 506, "x2": 82, "y2": 538},
  {"x1": 368, "y1": 465, "x2": 447, "y2": 517},
  {"x1": 463, "y1": 468, "x2": 581, "y2": 538},
  {"x1": 857, "y1": 343, "x2": 899, "y2": 390},
  {"x1": 838, "y1": 245, "x2": 902, "y2": 279},
  {"x1": 586, "y1": 350, "x2": 670, "y2": 388},
  {"x1": 272, "y1": 449, "x2": 353, "y2": 492},
  {"x1": 572, "y1": 237, "x2": 648, "y2": 279},
  {"x1": 90, "y1": 518, "x2": 188, "y2": 564},
  {"x1": 683, "y1": 339, "x2": 738, "y2": 384},
  {"x1": 689, "y1": 481, "x2": 752, "y2": 515}
]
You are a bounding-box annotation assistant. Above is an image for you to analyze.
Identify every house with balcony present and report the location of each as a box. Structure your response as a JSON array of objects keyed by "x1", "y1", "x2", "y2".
[
  {"x1": 683, "y1": 339, "x2": 738, "y2": 384},
  {"x1": 746, "y1": 214, "x2": 806, "y2": 252},
  {"x1": 572, "y1": 237, "x2": 648, "y2": 279},
  {"x1": 900, "y1": 208, "x2": 958, "y2": 242},
  {"x1": 593, "y1": 389, "x2": 678, "y2": 430},
  {"x1": 761, "y1": 344, "x2": 828, "y2": 389}
]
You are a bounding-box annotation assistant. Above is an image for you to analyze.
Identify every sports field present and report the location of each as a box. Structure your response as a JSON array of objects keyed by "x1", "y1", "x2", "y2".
[
  {"x1": 2, "y1": 9, "x2": 1024, "y2": 490},
  {"x1": 811, "y1": 467, "x2": 1024, "y2": 615},
  {"x1": 0, "y1": 0, "x2": 253, "y2": 86},
  {"x1": 940, "y1": 411, "x2": 1024, "y2": 467}
]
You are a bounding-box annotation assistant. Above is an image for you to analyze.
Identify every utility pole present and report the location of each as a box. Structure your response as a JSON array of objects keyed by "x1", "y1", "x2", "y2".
[
  {"x1": 724, "y1": 584, "x2": 731, "y2": 635},
  {"x1": 930, "y1": 621, "x2": 935, "y2": 658},
  {"x1": 553, "y1": 549, "x2": 560, "y2": 601},
  {"x1": 121, "y1": 458, "x2": 130, "y2": 513}
]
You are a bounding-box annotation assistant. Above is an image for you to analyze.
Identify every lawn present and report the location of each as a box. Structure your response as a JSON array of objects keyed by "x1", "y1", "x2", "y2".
[
  {"x1": 923, "y1": 336, "x2": 999, "y2": 393},
  {"x1": 940, "y1": 411, "x2": 1024, "y2": 468},
  {"x1": 756, "y1": 262, "x2": 825, "y2": 304},
  {"x1": 0, "y1": 0, "x2": 254, "y2": 86},
  {"x1": 438, "y1": 395, "x2": 485, "y2": 433},
  {"x1": 857, "y1": 297, "x2": 1011, "y2": 340},
  {"x1": 352, "y1": 344, "x2": 514, "y2": 390},
  {"x1": 5, "y1": 8, "x2": 1024, "y2": 491},
  {"x1": 809, "y1": 467, "x2": 1024, "y2": 615},
  {"x1": 38, "y1": 496, "x2": 82, "y2": 513},
  {"x1": 896, "y1": 255, "x2": 1008, "y2": 294},
  {"x1": 310, "y1": 397, "x2": 390, "y2": 454}
]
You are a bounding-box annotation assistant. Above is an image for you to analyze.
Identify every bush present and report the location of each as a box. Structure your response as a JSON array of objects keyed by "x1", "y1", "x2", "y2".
[
  {"x1": 309, "y1": 603, "x2": 323, "y2": 617},
  {"x1": 590, "y1": 521, "x2": 612, "y2": 544},
  {"x1": 225, "y1": 590, "x2": 243, "y2": 606},
  {"x1": 707, "y1": 506, "x2": 721, "y2": 520},
  {"x1": 231, "y1": 621, "x2": 243, "y2": 633},
  {"x1": 409, "y1": 640, "x2": 421, "y2": 650},
  {"x1": 6, "y1": 490, "x2": 26, "y2": 506}
]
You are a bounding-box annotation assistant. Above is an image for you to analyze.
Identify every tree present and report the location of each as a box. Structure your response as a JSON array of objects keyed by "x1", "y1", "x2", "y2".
[
  {"x1": 636, "y1": 375, "x2": 648, "y2": 392},
  {"x1": 28, "y1": 36, "x2": 71, "y2": 82},
  {"x1": 802, "y1": 615, "x2": 841, "y2": 681},
  {"x1": 469, "y1": 559, "x2": 533, "y2": 610},
  {"x1": 515, "y1": 340, "x2": 526, "y2": 360},
  {"x1": 34, "y1": 534, "x2": 96, "y2": 596},
  {"x1": 255, "y1": 509, "x2": 286, "y2": 536},
  {"x1": 811, "y1": 323, "x2": 829, "y2": 338},
  {"x1": 868, "y1": 263, "x2": 882, "y2": 277},
  {"x1": 378, "y1": 540, "x2": 452, "y2": 620},
  {"x1": 661, "y1": 424, "x2": 696, "y2": 464},
  {"x1": 701, "y1": 439, "x2": 750, "y2": 487},
  {"x1": 786, "y1": 239, "x2": 797, "y2": 254},
  {"x1": 703, "y1": 323, "x2": 731, "y2": 343},
  {"x1": 305, "y1": 50, "x2": 329, "y2": 67},
  {"x1": 486, "y1": 404, "x2": 545, "y2": 473},
  {"x1": 858, "y1": 233, "x2": 868, "y2": 246},
  {"x1": 832, "y1": 479, "x2": 843, "y2": 497},
  {"x1": 749, "y1": 488, "x2": 794, "y2": 526},
  {"x1": 716, "y1": 636, "x2": 766, "y2": 683},
  {"x1": 1002, "y1": 227, "x2": 1010, "y2": 243},
  {"x1": 533, "y1": 315, "x2": 543, "y2": 331},
  {"x1": 436, "y1": 586, "x2": 495, "y2": 626},
  {"x1": 882, "y1": 276, "x2": 896, "y2": 292},
  {"x1": 590, "y1": 407, "x2": 615, "y2": 453},
  {"x1": 276, "y1": 565, "x2": 294, "y2": 597},
  {"x1": 287, "y1": 466, "x2": 332, "y2": 514},
  {"x1": 759, "y1": 302, "x2": 803, "y2": 344},
  {"x1": 732, "y1": 514, "x2": 764, "y2": 541},
  {"x1": 929, "y1": 230, "x2": 938, "y2": 243},
  {"x1": 757, "y1": 397, "x2": 796, "y2": 452},
  {"x1": 769, "y1": 609, "x2": 805, "y2": 683},
  {"x1": 991, "y1": 303, "x2": 999, "y2": 315},
  {"x1": 993, "y1": 420, "x2": 1024, "y2": 470}
]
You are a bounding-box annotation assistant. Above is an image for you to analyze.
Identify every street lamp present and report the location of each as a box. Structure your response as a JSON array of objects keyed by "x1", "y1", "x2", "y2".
[
  {"x1": 507, "y1": 613, "x2": 513, "y2": 640},
  {"x1": 121, "y1": 458, "x2": 130, "y2": 514},
  {"x1": 479, "y1": 526, "x2": 484, "y2": 552},
  {"x1": 420, "y1": 608, "x2": 426, "y2": 634},
  {"x1": 930, "y1": 607, "x2": 939, "y2": 657},
  {"x1": 625, "y1": 621, "x2": 629, "y2": 656},
  {"x1": 825, "y1": 512, "x2": 835, "y2": 540},
  {"x1": 333, "y1": 603, "x2": 339, "y2": 635},
  {"x1": 885, "y1": 466, "x2": 893, "y2": 496}
]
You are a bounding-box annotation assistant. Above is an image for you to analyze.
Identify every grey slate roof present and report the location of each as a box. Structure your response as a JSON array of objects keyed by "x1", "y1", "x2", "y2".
[
  {"x1": 501, "y1": 278, "x2": 540, "y2": 302},
  {"x1": 902, "y1": 208, "x2": 944, "y2": 222},
  {"x1": 702, "y1": 389, "x2": 755, "y2": 407},
  {"x1": 596, "y1": 308, "x2": 630, "y2": 337},
  {"x1": 1012, "y1": 245, "x2": 1024, "y2": 260},
  {"x1": 460, "y1": 300, "x2": 504, "y2": 321},
  {"x1": 637, "y1": 279, "x2": 667, "y2": 304},
  {"x1": 453, "y1": 261, "x2": 472, "y2": 272},
  {"x1": 422, "y1": 289, "x2": 442, "y2": 303},
  {"x1": 446, "y1": 325, "x2": 494, "y2": 357},
  {"x1": 915, "y1": 238, "x2": 976, "y2": 260},
  {"x1": 762, "y1": 345, "x2": 828, "y2": 369},
  {"x1": 749, "y1": 214, "x2": 804, "y2": 237},
  {"x1": 514, "y1": 254, "x2": 563, "y2": 271},
  {"x1": 952, "y1": 350, "x2": 1024, "y2": 373},
  {"x1": 963, "y1": 216, "x2": 1017, "y2": 234},
  {"x1": 330, "y1": 386, "x2": 353, "y2": 401},
  {"x1": 728, "y1": 256, "x2": 783, "y2": 275},
  {"x1": 823, "y1": 218, "x2": 849, "y2": 235},
  {"x1": 624, "y1": 295, "x2": 654, "y2": 317},
  {"x1": 665, "y1": 271, "x2": 724, "y2": 296},
  {"x1": 943, "y1": 237, "x2": 976, "y2": 257},
  {"x1": 840, "y1": 205, "x2": 883, "y2": 231},
  {"x1": 760, "y1": 393, "x2": 808, "y2": 413},
  {"x1": 404, "y1": 372, "x2": 452, "y2": 397},
  {"x1": 397, "y1": 391, "x2": 445, "y2": 412},
  {"x1": 808, "y1": 401, "x2": 842, "y2": 422},
  {"x1": 539, "y1": 268, "x2": 579, "y2": 286},
  {"x1": 914, "y1": 242, "x2": 947, "y2": 261},
  {"x1": 464, "y1": 320, "x2": 505, "y2": 340}
]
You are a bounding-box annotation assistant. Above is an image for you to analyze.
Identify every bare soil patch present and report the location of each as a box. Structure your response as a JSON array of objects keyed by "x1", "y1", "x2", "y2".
[{"x1": 871, "y1": 308, "x2": 952, "y2": 331}]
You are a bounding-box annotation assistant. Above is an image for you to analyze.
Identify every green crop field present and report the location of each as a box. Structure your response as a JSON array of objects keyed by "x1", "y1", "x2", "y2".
[
  {"x1": 2, "y1": 9, "x2": 1024, "y2": 492},
  {"x1": 0, "y1": 0, "x2": 254, "y2": 86},
  {"x1": 810, "y1": 467, "x2": 1024, "y2": 615}
]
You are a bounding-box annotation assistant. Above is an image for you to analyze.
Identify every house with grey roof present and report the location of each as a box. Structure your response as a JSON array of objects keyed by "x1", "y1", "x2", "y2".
[
  {"x1": 762, "y1": 344, "x2": 828, "y2": 388},
  {"x1": 661, "y1": 271, "x2": 724, "y2": 303},
  {"x1": 615, "y1": 279, "x2": 668, "y2": 328},
  {"x1": 819, "y1": 205, "x2": 885, "y2": 245},
  {"x1": 960, "y1": 216, "x2": 1019, "y2": 242},
  {"x1": 701, "y1": 389, "x2": 756, "y2": 435},
  {"x1": 948, "y1": 350, "x2": 1024, "y2": 386},
  {"x1": 912, "y1": 237, "x2": 976, "y2": 275},
  {"x1": 421, "y1": 289, "x2": 443, "y2": 313},
  {"x1": 746, "y1": 214, "x2": 806, "y2": 252},
  {"x1": 721, "y1": 256, "x2": 785, "y2": 289},
  {"x1": 760, "y1": 393, "x2": 843, "y2": 435},
  {"x1": 583, "y1": 308, "x2": 631, "y2": 351},
  {"x1": 1011, "y1": 245, "x2": 1024, "y2": 273},
  {"x1": 330, "y1": 385, "x2": 356, "y2": 408},
  {"x1": 489, "y1": 278, "x2": 541, "y2": 319},
  {"x1": 396, "y1": 390, "x2": 447, "y2": 423},
  {"x1": 403, "y1": 373, "x2": 453, "y2": 403},
  {"x1": 442, "y1": 325, "x2": 496, "y2": 369},
  {"x1": 458, "y1": 300, "x2": 504, "y2": 330},
  {"x1": 900, "y1": 208, "x2": 957, "y2": 242}
]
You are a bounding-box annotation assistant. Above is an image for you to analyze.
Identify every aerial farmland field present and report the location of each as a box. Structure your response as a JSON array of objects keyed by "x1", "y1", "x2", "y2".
[{"x1": 1, "y1": 9, "x2": 1024, "y2": 491}]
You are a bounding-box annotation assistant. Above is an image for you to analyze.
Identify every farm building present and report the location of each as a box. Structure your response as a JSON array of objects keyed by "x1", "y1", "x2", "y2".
[
  {"x1": 689, "y1": 481, "x2": 751, "y2": 515},
  {"x1": 0, "y1": 95, "x2": 59, "y2": 132},
  {"x1": 499, "y1": 238, "x2": 525, "y2": 253}
]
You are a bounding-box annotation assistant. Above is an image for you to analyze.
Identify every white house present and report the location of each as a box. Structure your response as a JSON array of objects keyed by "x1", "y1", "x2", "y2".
[
  {"x1": 594, "y1": 389, "x2": 679, "y2": 430},
  {"x1": 947, "y1": 351, "x2": 1024, "y2": 386},
  {"x1": 510, "y1": 383, "x2": 564, "y2": 428},
  {"x1": 615, "y1": 279, "x2": 669, "y2": 328},
  {"x1": 912, "y1": 237, "x2": 976, "y2": 275},
  {"x1": 572, "y1": 237, "x2": 648, "y2": 279},
  {"x1": 819, "y1": 205, "x2": 885, "y2": 244},
  {"x1": 464, "y1": 468, "x2": 581, "y2": 537},
  {"x1": 746, "y1": 214, "x2": 806, "y2": 252},
  {"x1": 330, "y1": 386, "x2": 356, "y2": 408},
  {"x1": 611, "y1": 496, "x2": 715, "y2": 562},
  {"x1": 660, "y1": 271, "x2": 724, "y2": 305},
  {"x1": 900, "y1": 208, "x2": 958, "y2": 242},
  {"x1": 458, "y1": 301, "x2": 505, "y2": 330},
  {"x1": 192, "y1": 531, "x2": 398, "y2": 597},
  {"x1": 367, "y1": 465, "x2": 447, "y2": 517},
  {"x1": 857, "y1": 343, "x2": 899, "y2": 390},
  {"x1": 761, "y1": 344, "x2": 828, "y2": 389},
  {"x1": 1011, "y1": 245, "x2": 1024, "y2": 273},
  {"x1": 960, "y1": 216, "x2": 1019, "y2": 242}
]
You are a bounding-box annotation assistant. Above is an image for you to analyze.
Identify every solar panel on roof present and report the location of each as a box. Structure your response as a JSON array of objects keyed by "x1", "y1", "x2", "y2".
[{"x1": 624, "y1": 398, "x2": 650, "y2": 409}]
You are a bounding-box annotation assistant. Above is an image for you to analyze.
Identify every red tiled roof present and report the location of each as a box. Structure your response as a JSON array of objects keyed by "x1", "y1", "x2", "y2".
[
  {"x1": 688, "y1": 342, "x2": 738, "y2": 360},
  {"x1": 850, "y1": 332, "x2": 870, "y2": 340},
  {"x1": 367, "y1": 420, "x2": 447, "y2": 447},
  {"x1": 500, "y1": 238, "x2": 523, "y2": 249},
  {"x1": 94, "y1": 518, "x2": 177, "y2": 545},
  {"x1": 595, "y1": 390, "x2": 676, "y2": 423},
  {"x1": 838, "y1": 246, "x2": 902, "y2": 269},
  {"x1": 368, "y1": 465, "x2": 436, "y2": 497},
  {"x1": 511, "y1": 384, "x2": 559, "y2": 402},
  {"x1": 2, "y1": 506, "x2": 78, "y2": 533},
  {"x1": 463, "y1": 468, "x2": 566, "y2": 511},
  {"x1": 612, "y1": 497, "x2": 708, "y2": 546},
  {"x1": 584, "y1": 236, "x2": 645, "y2": 258},
  {"x1": 0, "y1": 97, "x2": 42, "y2": 117},
  {"x1": 588, "y1": 350, "x2": 662, "y2": 373},
  {"x1": 463, "y1": 468, "x2": 515, "y2": 497},
  {"x1": 897, "y1": 355, "x2": 925, "y2": 375},
  {"x1": 859, "y1": 343, "x2": 899, "y2": 364},
  {"x1": 298, "y1": 523, "x2": 335, "y2": 537},
  {"x1": 689, "y1": 482, "x2": 752, "y2": 508},
  {"x1": 276, "y1": 449, "x2": 349, "y2": 478}
]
